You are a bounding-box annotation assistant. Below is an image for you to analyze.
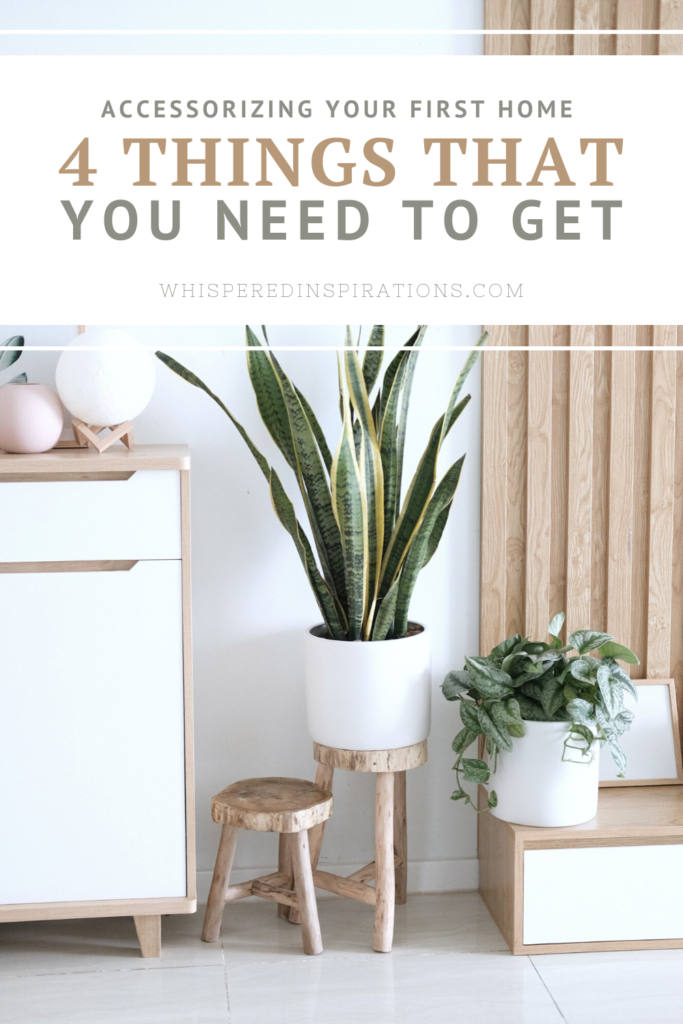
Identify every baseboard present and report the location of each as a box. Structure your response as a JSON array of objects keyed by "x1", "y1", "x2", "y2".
[{"x1": 196, "y1": 858, "x2": 479, "y2": 903}]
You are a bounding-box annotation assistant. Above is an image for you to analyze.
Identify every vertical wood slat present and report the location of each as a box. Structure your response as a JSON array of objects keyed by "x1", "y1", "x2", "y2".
[
  {"x1": 606, "y1": 326, "x2": 636, "y2": 657},
  {"x1": 506, "y1": 328, "x2": 528, "y2": 636},
  {"x1": 630, "y1": 326, "x2": 653, "y2": 677},
  {"x1": 480, "y1": 327, "x2": 508, "y2": 655},
  {"x1": 574, "y1": 0, "x2": 601, "y2": 53},
  {"x1": 566, "y1": 326, "x2": 594, "y2": 634},
  {"x1": 616, "y1": 0, "x2": 645, "y2": 53},
  {"x1": 525, "y1": 327, "x2": 553, "y2": 638},
  {"x1": 549, "y1": 328, "x2": 570, "y2": 624},
  {"x1": 591, "y1": 327, "x2": 612, "y2": 631},
  {"x1": 671, "y1": 331, "x2": 683, "y2": 747},
  {"x1": 530, "y1": 0, "x2": 557, "y2": 53},
  {"x1": 659, "y1": 0, "x2": 683, "y2": 53},
  {"x1": 485, "y1": 0, "x2": 512, "y2": 54},
  {"x1": 647, "y1": 326, "x2": 677, "y2": 676}
]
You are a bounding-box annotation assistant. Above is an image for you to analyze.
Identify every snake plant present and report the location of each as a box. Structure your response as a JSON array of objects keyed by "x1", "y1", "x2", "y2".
[
  {"x1": 0, "y1": 336, "x2": 26, "y2": 384},
  {"x1": 157, "y1": 326, "x2": 486, "y2": 641}
]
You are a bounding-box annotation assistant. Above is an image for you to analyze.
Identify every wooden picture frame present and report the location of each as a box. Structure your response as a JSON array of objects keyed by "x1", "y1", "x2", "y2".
[{"x1": 599, "y1": 679, "x2": 683, "y2": 788}]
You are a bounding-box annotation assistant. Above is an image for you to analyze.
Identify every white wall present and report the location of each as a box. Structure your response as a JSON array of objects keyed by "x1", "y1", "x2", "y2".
[{"x1": 1, "y1": 324, "x2": 482, "y2": 895}]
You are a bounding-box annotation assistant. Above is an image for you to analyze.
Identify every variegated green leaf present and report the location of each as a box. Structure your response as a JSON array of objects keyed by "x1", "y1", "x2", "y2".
[
  {"x1": 393, "y1": 456, "x2": 464, "y2": 637},
  {"x1": 371, "y1": 577, "x2": 399, "y2": 641},
  {"x1": 245, "y1": 326, "x2": 297, "y2": 470},
  {"x1": 0, "y1": 335, "x2": 23, "y2": 373},
  {"x1": 295, "y1": 386, "x2": 333, "y2": 474},
  {"x1": 345, "y1": 329, "x2": 385, "y2": 632},
  {"x1": 331, "y1": 358, "x2": 367, "y2": 639},
  {"x1": 394, "y1": 325, "x2": 428, "y2": 517},
  {"x1": 378, "y1": 340, "x2": 417, "y2": 548},
  {"x1": 478, "y1": 707, "x2": 513, "y2": 752},
  {"x1": 5, "y1": 372, "x2": 27, "y2": 385},
  {"x1": 569, "y1": 629, "x2": 614, "y2": 655},
  {"x1": 362, "y1": 325, "x2": 384, "y2": 396},
  {"x1": 442, "y1": 332, "x2": 487, "y2": 439},
  {"x1": 442, "y1": 670, "x2": 470, "y2": 701}
]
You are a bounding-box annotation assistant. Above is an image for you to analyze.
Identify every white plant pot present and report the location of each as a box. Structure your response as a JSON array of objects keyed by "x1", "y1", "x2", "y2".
[
  {"x1": 304, "y1": 624, "x2": 431, "y2": 750},
  {"x1": 489, "y1": 720, "x2": 600, "y2": 827}
]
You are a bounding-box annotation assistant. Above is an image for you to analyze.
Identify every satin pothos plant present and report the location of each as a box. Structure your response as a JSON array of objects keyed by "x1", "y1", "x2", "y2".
[{"x1": 157, "y1": 325, "x2": 486, "y2": 641}]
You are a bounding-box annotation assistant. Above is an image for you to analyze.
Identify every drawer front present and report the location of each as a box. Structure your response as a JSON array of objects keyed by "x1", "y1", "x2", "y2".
[
  {"x1": 0, "y1": 560, "x2": 187, "y2": 904},
  {"x1": 524, "y1": 845, "x2": 683, "y2": 945},
  {"x1": 0, "y1": 470, "x2": 181, "y2": 561}
]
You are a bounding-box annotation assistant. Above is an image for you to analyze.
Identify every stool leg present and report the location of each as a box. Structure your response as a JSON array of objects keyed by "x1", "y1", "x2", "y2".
[
  {"x1": 202, "y1": 824, "x2": 239, "y2": 942},
  {"x1": 291, "y1": 830, "x2": 323, "y2": 955},
  {"x1": 374, "y1": 771, "x2": 395, "y2": 953},
  {"x1": 289, "y1": 763, "x2": 334, "y2": 926},
  {"x1": 393, "y1": 769, "x2": 408, "y2": 905},
  {"x1": 277, "y1": 833, "x2": 293, "y2": 920}
]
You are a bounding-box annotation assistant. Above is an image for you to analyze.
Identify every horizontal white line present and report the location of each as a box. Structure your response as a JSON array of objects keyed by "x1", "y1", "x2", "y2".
[
  {"x1": 1, "y1": 29, "x2": 681, "y2": 35},
  {"x1": 7, "y1": 345, "x2": 683, "y2": 353}
]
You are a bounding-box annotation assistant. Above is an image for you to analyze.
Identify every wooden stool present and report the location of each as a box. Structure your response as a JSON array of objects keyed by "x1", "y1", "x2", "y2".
[
  {"x1": 295, "y1": 741, "x2": 427, "y2": 953},
  {"x1": 201, "y1": 777, "x2": 332, "y2": 955}
]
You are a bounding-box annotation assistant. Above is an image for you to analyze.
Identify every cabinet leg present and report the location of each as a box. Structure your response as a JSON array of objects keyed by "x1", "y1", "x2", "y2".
[
  {"x1": 202, "y1": 823, "x2": 239, "y2": 942},
  {"x1": 374, "y1": 771, "x2": 395, "y2": 953},
  {"x1": 291, "y1": 830, "x2": 323, "y2": 955},
  {"x1": 290, "y1": 763, "x2": 334, "y2": 925},
  {"x1": 134, "y1": 915, "x2": 161, "y2": 958},
  {"x1": 393, "y1": 769, "x2": 408, "y2": 905},
  {"x1": 277, "y1": 833, "x2": 293, "y2": 920}
]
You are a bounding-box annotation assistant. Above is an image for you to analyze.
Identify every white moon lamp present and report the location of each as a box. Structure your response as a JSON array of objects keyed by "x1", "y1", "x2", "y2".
[{"x1": 56, "y1": 327, "x2": 156, "y2": 452}]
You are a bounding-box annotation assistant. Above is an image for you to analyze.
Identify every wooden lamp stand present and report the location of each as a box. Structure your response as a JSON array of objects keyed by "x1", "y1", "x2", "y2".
[{"x1": 71, "y1": 418, "x2": 135, "y2": 453}]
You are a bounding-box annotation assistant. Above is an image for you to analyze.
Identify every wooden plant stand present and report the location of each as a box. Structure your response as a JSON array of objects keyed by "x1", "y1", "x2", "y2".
[
  {"x1": 290, "y1": 740, "x2": 427, "y2": 953},
  {"x1": 202, "y1": 777, "x2": 333, "y2": 956}
]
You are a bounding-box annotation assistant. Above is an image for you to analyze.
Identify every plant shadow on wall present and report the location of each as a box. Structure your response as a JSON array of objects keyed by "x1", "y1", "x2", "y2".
[
  {"x1": 156, "y1": 326, "x2": 486, "y2": 643},
  {"x1": 443, "y1": 613, "x2": 639, "y2": 820}
]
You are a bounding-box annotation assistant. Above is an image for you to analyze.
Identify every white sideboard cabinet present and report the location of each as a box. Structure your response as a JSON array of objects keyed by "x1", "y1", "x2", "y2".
[{"x1": 0, "y1": 445, "x2": 195, "y2": 958}]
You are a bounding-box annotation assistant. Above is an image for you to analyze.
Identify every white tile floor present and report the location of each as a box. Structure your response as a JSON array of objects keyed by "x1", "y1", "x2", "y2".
[{"x1": 1, "y1": 894, "x2": 681, "y2": 1023}]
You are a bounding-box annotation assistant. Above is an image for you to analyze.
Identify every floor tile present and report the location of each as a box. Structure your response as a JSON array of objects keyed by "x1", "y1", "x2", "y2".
[
  {"x1": 221, "y1": 892, "x2": 508, "y2": 965},
  {"x1": 0, "y1": 911, "x2": 223, "y2": 977},
  {"x1": 226, "y1": 951, "x2": 564, "y2": 1024},
  {"x1": 532, "y1": 949, "x2": 683, "y2": 1024},
  {"x1": 1, "y1": 964, "x2": 229, "y2": 1024}
]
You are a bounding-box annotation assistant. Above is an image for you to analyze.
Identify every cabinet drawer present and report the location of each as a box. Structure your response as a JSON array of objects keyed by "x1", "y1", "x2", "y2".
[
  {"x1": 0, "y1": 470, "x2": 181, "y2": 561},
  {"x1": 0, "y1": 560, "x2": 187, "y2": 903},
  {"x1": 524, "y1": 845, "x2": 683, "y2": 945}
]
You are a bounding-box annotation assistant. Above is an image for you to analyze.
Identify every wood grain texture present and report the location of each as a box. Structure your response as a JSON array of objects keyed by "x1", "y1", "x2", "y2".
[
  {"x1": 289, "y1": 761, "x2": 334, "y2": 926},
  {"x1": 574, "y1": 0, "x2": 600, "y2": 52},
  {"x1": 0, "y1": 445, "x2": 190, "y2": 474},
  {"x1": 291, "y1": 830, "x2": 323, "y2": 955},
  {"x1": 485, "y1": 0, "x2": 512, "y2": 53},
  {"x1": 0, "y1": 560, "x2": 137, "y2": 574},
  {"x1": 393, "y1": 770, "x2": 408, "y2": 905},
  {"x1": 530, "y1": 0, "x2": 557, "y2": 53},
  {"x1": 477, "y1": 786, "x2": 518, "y2": 951},
  {"x1": 566, "y1": 326, "x2": 594, "y2": 633},
  {"x1": 549, "y1": 328, "x2": 570, "y2": 625},
  {"x1": 506, "y1": 329, "x2": 527, "y2": 636},
  {"x1": 525, "y1": 326, "x2": 553, "y2": 638},
  {"x1": 312, "y1": 869, "x2": 377, "y2": 905},
  {"x1": 180, "y1": 469, "x2": 196, "y2": 902},
  {"x1": 480, "y1": 327, "x2": 509, "y2": 652},
  {"x1": 630, "y1": 326, "x2": 653, "y2": 677},
  {"x1": 211, "y1": 777, "x2": 333, "y2": 833},
  {"x1": 0, "y1": 895, "x2": 195, "y2": 925},
  {"x1": 591, "y1": 329, "x2": 612, "y2": 631},
  {"x1": 659, "y1": 0, "x2": 683, "y2": 52},
  {"x1": 671, "y1": 334, "x2": 683, "y2": 750},
  {"x1": 133, "y1": 915, "x2": 161, "y2": 958},
  {"x1": 647, "y1": 327, "x2": 677, "y2": 677},
  {"x1": 373, "y1": 771, "x2": 396, "y2": 952},
  {"x1": 202, "y1": 824, "x2": 239, "y2": 942},
  {"x1": 616, "y1": 0, "x2": 645, "y2": 53},
  {"x1": 607, "y1": 327, "x2": 636, "y2": 657},
  {"x1": 313, "y1": 741, "x2": 427, "y2": 773}
]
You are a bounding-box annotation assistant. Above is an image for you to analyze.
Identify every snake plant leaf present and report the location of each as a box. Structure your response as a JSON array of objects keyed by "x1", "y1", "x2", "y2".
[
  {"x1": 245, "y1": 327, "x2": 297, "y2": 471},
  {"x1": 598, "y1": 640, "x2": 639, "y2": 664},
  {"x1": 379, "y1": 325, "x2": 425, "y2": 426},
  {"x1": 155, "y1": 351, "x2": 271, "y2": 479},
  {"x1": 371, "y1": 577, "x2": 399, "y2": 641},
  {"x1": 269, "y1": 471, "x2": 347, "y2": 640},
  {"x1": 295, "y1": 386, "x2": 333, "y2": 473},
  {"x1": 378, "y1": 344, "x2": 413, "y2": 550},
  {"x1": 394, "y1": 325, "x2": 428, "y2": 519},
  {"x1": 331, "y1": 358, "x2": 367, "y2": 639},
  {"x1": 423, "y1": 502, "x2": 451, "y2": 567},
  {"x1": 393, "y1": 456, "x2": 465, "y2": 637},
  {"x1": 6, "y1": 372, "x2": 27, "y2": 385},
  {"x1": 442, "y1": 332, "x2": 487, "y2": 440},
  {"x1": 345, "y1": 331, "x2": 385, "y2": 630},
  {"x1": 362, "y1": 324, "x2": 384, "y2": 397},
  {"x1": 250, "y1": 331, "x2": 348, "y2": 609},
  {"x1": 0, "y1": 335, "x2": 23, "y2": 373}
]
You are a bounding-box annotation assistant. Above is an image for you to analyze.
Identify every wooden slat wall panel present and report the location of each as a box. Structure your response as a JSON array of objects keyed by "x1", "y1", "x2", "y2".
[
  {"x1": 525, "y1": 326, "x2": 554, "y2": 638},
  {"x1": 484, "y1": 0, "x2": 681, "y2": 53},
  {"x1": 480, "y1": 325, "x2": 683, "y2": 742}
]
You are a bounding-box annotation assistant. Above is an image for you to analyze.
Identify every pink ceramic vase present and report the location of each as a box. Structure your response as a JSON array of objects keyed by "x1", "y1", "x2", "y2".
[{"x1": 0, "y1": 383, "x2": 64, "y2": 454}]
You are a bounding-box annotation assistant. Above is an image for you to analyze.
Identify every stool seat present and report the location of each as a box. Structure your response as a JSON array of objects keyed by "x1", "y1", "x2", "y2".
[
  {"x1": 313, "y1": 740, "x2": 428, "y2": 773},
  {"x1": 212, "y1": 776, "x2": 333, "y2": 833}
]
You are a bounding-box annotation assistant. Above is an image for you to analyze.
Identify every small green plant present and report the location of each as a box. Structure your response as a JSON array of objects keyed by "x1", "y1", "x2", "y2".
[
  {"x1": 442, "y1": 613, "x2": 639, "y2": 812},
  {"x1": 0, "y1": 336, "x2": 25, "y2": 385},
  {"x1": 157, "y1": 325, "x2": 485, "y2": 641}
]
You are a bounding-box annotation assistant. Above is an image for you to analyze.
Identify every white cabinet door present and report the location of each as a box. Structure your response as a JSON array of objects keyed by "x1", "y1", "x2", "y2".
[
  {"x1": 0, "y1": 560, "x2": 187, "y2": 904},
  {"x1": 0, "y1": 471, "x2": 181, "y2": 562}
]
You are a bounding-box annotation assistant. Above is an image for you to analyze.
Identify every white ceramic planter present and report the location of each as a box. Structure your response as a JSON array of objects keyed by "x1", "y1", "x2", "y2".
[
  {"x1": 489, "y1": 721, "x2": 600, "y2": 827},
  {"x1": 304, "y1": 624, "x2": 431, "y2": 750}
]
